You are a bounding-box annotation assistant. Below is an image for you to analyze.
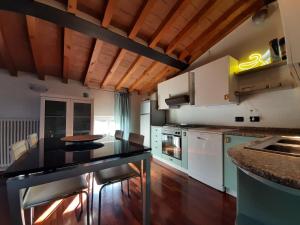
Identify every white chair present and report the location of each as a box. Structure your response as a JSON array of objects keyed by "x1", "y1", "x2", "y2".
[
  {"x1": 27, "y1": 133, "x2": 38, "y2": 149},
  {"x1": 11, "y1": 140, "x2": 28, "y2": 161},
  {"x1": 11, "y1": 140, "x2": 90, "y2": 225},
  {"x1": 23, "y1": 176, "x2": 89, "y2": 225}
]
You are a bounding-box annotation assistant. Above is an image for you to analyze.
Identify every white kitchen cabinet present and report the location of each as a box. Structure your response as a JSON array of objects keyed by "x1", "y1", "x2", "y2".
[
  {"x1": 278, "y1": 0, "x2": 300, "y2": 84},
  {"x1": 157, "y1": 72, "x2": 189, "y2": 109},
  {"x1": 193, "y1": 56, "x2": 238, "y2": 106}
]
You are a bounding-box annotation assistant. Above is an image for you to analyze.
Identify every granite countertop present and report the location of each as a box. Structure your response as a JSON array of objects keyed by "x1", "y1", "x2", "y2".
[
  {"x1": 224, "y1": 127, "x2": 300, "y2": 138},
  {"x1": 164, "y1": 124, "x2": 300, "y2": 137},
  {"x1": 228, "y1": 138, "x2": 300, "y2": 189}
]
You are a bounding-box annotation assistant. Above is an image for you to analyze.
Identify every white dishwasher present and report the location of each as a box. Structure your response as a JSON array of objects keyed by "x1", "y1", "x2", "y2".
[{"x1": 188, "y1": 128, "x2": 226, "y2": 192}]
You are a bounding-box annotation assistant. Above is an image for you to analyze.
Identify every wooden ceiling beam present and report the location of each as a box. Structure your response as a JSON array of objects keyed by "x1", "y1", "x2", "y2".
[
  {"x1": 115, "y1": 56, "x2": 145, "y2": 90},
  {"x1": 63, "y1": 28, "x2": 72, "y2": 83},
  {"x1": 166, "y1": 0, "x2": 218, "y2": 54},
  {"x1": 128, "y1": 0, "x2": 157, "y2": 40},
  {"x1": 26, "y1": 15, "x2": 45, "y2": 80},
  {"x1": 63, "y1": 0, "x2": 77, "y2": 83},
  {"x1": 129, "y1": 61, "x2": 160, "y2": 92},
  {"x1": 0, "y1": 0, "x2": 188, "y2": 71},
  {"x1": 116, "y1": 0, "x2": 189, "y2": 90},
  {"x1": 101, "y1": 0, "x2": 156, "y2": 88},
  {"x1": 189, "y1": 1, "x2": 263, "y2": 63},
  {"x1": 84, "y1": 0, "x2": 116, "y2": 86},
  {"x1": 84, "y1": 40, "x2": 104, "y2": 86},
  {"x1": 143, "y1": 67, "x2": 177, "y2": 94},
  {"x1": 149, "y1": 0, "x2": 190, "y2": 48},
  {"x1": 102, "y1": 0, "x2": 117, "y2": 28},
  {"x1": 0, "y1": 24, "x2": 17, "y2": 76},
  {"x1": 67, "y1": 0, "x2": 77, "y2": 14},
  {"x1": 179, "y1": 0, "x2": 255, "y2": 61}
]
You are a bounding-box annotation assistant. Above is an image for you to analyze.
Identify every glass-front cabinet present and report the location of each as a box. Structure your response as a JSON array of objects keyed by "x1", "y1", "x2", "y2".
[{"x1": 40, "y1": 95, "x2": 94, "y2": 139}]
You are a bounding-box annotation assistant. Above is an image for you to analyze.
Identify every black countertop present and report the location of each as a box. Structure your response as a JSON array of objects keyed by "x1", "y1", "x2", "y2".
[{"x1": 2, "y1": 138, "x2": 151, "y2": 178}]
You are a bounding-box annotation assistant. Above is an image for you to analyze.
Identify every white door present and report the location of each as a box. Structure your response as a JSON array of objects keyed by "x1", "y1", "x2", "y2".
[
  {"x1": 140, "y1": 114, "x2": 150, "y2": 147},
  {"x1": 188, "y1": 131, "x2": 224, "y2": 191}
]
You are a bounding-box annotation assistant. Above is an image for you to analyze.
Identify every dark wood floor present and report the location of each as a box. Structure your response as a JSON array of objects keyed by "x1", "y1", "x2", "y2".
[{"x1": 0, "y1": 160, "x2": 236, "y2": 225}]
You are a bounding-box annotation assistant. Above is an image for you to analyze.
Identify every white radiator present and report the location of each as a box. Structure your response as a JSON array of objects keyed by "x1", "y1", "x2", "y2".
[{"x1": 0, "y1": 119, "x2": 39, "y2": 168}]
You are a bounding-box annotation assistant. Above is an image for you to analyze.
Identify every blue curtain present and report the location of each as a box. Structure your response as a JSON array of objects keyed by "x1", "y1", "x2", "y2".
[{"x1": 114, "y1": 92, "x2": 131, "y2": 140}]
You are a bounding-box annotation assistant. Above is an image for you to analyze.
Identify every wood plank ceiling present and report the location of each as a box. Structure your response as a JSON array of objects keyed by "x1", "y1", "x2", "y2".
[{"x1": 0, "y1": 0, "x2": 264, "y2": 94}]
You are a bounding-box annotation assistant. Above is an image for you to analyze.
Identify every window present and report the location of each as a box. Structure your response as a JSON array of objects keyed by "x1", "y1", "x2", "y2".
[{"x1": 94, "y1": 116, "x2": 115, "y2": 136}]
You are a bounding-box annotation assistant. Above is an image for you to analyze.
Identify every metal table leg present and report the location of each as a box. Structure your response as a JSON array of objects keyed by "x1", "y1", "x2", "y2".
[
  {"x1": 143, "y1": 156, "x2": 151, "y2": 225},
  {"x1": 7, "y1": 181, "x2": 26, "y2": 225}
]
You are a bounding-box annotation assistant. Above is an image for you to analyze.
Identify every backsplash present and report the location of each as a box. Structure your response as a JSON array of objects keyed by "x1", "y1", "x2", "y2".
[{"x1": 167, "y1": 87, "x2": 300, "y2": 128}]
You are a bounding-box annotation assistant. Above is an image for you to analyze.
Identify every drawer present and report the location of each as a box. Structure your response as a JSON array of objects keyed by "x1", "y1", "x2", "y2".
[
  {"x1": 161, "y1": 154, "x2": 182, "y2": 167},
  {"x1": 151, "y1": 127, "x2": 162, "y2": 135},
  {"x1": 151, "y1": 142, "x2": 162, "y2": 150},
  {"x1": 151, "y1": 135, "x2": 161, "y2": 142},
  {"x1": 151, "y1": 131, "x2": 161, "y2": 136}
]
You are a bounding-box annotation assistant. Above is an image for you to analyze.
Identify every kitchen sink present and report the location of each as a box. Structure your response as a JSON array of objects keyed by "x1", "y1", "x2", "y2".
[{"x1": 246, "y1": 136, "x2": 300, "y2": 157}]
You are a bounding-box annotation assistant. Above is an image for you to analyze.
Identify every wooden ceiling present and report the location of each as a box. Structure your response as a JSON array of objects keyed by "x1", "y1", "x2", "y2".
[{"x1": 0, "y1": 0, "x2": 264, "y2": 94}]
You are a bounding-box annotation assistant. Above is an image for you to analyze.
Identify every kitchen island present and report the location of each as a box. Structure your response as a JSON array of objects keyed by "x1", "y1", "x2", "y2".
[{"x1": 228, "y1": 138, "x2": 300, "y2": 225}]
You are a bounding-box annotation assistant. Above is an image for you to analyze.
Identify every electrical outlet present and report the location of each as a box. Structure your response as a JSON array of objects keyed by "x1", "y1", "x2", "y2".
[
  {"x1": 235, "y1": 116, "x2": 244, "y2": 122},
  {"x1": 250, "y1": 116, "x2": 260, "y2": 122}
]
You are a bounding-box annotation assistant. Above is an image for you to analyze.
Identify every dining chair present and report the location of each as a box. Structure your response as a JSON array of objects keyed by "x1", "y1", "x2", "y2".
[
  {"x1": 115, "y1": 130, "x2": 124, "y2": 139},
  {"x1": 22, "y1": 176, "x2": 90, "y2": 225},
  {"x1": 11, "y1": 140, "x2": 28, "y2": 161},
  {"x1": 92, "y1": 132, "x2": 144, "y2": 225},
  {"x1": 27, "y1": 133, "x2": 38, "y2": 149},
  {"x1": 11, "y1": 140, "x2": 90, "y2": 225},
  {"x1": 128, "y1": 132, "x2": 144, "y2": 145}
]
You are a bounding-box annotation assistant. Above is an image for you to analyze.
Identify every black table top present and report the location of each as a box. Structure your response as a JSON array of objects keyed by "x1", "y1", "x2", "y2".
[{"x1": 2, "y1": 138, "x2": 151, "y2": 178}]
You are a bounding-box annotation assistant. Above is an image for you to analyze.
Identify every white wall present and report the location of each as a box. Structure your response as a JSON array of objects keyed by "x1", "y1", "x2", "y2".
[
  {"x1": 168, "y1": 3, "x2": 300, "y2": 128},
  {"x1": 0, "y1": 71, "x2": 91, "y2": 119},
  {"x1": 0, "y1": 70, "x2": 145, "y2": 132}
]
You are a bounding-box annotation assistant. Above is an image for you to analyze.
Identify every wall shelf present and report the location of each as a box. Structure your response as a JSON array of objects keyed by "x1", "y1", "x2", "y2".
[{"x1": 235, "y1": 60, "x2": 287, "y2": 76}]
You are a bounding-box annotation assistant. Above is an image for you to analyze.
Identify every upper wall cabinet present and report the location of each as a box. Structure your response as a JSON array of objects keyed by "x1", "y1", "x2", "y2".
[
  {"x1": 278, "y1": 0, "x2": 300, "y2": 84},
  {"x1": 192, "y1": 56, "x2": 239, "y2": 106},
  {"x1": 157, "y1": 73, "x2": 190, "y2": 110}
]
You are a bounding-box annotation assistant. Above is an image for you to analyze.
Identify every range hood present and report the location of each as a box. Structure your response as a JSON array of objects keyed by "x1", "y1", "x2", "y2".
[{"x1": 165, "y1": 94, "x2": 190, "y2": 107}]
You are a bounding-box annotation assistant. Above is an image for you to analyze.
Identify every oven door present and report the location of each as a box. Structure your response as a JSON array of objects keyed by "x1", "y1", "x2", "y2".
[{"x1": 162, "y1": 134, "x2": 182, "y2": 160}]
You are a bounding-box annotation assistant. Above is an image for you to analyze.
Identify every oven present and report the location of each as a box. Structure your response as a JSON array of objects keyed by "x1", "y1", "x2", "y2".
[{"x1": 162, "y1": 126, "x2": 182, "y2": 160}]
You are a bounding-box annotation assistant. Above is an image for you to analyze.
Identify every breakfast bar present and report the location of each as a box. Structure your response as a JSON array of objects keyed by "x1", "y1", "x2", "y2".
[{"x1": 228, "y1": 137, "x2": 300, "y2": 225}]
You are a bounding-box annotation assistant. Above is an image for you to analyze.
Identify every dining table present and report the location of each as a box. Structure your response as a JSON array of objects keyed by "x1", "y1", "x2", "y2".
[{"x1": 1, "y1": 137, "x2": 152, "y2": 225}]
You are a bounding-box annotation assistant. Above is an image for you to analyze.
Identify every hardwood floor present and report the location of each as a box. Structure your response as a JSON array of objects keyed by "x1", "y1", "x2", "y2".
[{"x1": 0, "y1": 160, "x2": 236, "y2": 225}]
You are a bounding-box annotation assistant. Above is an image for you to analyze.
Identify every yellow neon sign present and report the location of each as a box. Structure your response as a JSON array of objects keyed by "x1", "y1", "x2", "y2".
[{"x1": 238, "y1": 50, "x2": 271, "y2": 72}]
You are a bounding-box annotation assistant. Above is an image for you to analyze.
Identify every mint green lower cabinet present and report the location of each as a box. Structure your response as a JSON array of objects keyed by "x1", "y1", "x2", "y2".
[
  {"x1": 224, "y1": 135, "x2": 256, "y2": 197},
  {"x1": 237, "y1": 169, "x2": 300, "y2": 225},
  {"x1": 151, "y1": 126, "x2": 162, "y2": 157}
]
